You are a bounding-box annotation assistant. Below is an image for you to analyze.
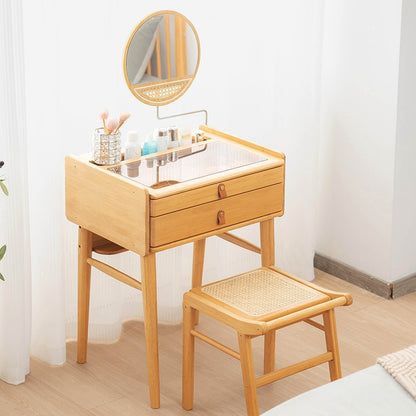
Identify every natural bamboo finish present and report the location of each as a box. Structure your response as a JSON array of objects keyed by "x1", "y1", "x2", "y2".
[
  {"x1": 65, "y1": 156, "x2": 149, "y2": 256},
  {"x1": 191, "y1": 330, "x2": 240, "y2": 360},
  {"x1": 255, "y1": 352, "x2": 333, "y2": 388},
  {"x1": 65, "y1": 126, "x2": 286, "y2": 410},
  {"x1": 323, "y1": 309, "x2": 342, "y2": 380},
  {"x1": 238, "y1": 334, "x2": 259, "y2": 416},
  {"x1": 77, "y1": 227, "x2": 92, "y2": 364},
  {"x1": 86, "y1": 258, "x2": 142, "y2": 291},
  {"x1": 141, "y1": 253, "x2": 160, "y2": 409},
  {"x1": 217, "y1": 232, "x2": 261, "y2": 254},
  {"x1": 182, "y1": 265, "x2": 352, "y2": 416},
  {"x1": 192, "y1": 239, "x2": 206, "y2": 325},
  {"x1": 182, "y1": 304, "x2": 195, "y2": 410},
  {"x1": 151, "y1": 213, "x2": 280, "y2": 253},
  {"x1": 260, "y1": 219, "x2": 276, "y2": 373}
]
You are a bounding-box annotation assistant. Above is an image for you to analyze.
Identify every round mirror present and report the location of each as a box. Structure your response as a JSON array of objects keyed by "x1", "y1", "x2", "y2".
[{"x1": 123, "y1": 10, "x2": 200, "y2": 106}]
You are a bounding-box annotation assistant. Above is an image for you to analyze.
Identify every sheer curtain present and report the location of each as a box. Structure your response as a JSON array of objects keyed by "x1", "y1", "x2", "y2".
[
  {"x1": 0, "y1": 0, "x2": 32, "y2": 384},
  {"x1": 0, "y1": 0, "x2": 324, "y2": 383}
]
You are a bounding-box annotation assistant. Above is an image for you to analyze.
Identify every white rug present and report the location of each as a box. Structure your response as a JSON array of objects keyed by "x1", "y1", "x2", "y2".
[{"x1": 377, "y1": 344, "x2": 416, "y2": 400}]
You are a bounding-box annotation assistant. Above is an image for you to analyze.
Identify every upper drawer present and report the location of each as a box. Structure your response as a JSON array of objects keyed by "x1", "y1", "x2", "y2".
[{"x1": 150, "y1": 166, "x2": 283, "y2": 217}]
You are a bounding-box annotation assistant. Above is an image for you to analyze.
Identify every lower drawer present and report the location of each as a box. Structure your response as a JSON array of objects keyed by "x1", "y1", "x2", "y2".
[{"x1": 150, "y1": 183, "x2": 283, "y2": 247}]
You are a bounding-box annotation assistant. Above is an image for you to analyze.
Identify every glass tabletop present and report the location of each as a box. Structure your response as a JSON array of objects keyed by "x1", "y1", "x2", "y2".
[{"x1": 107, "y1": 140, "x2": 267, "y2": 189}]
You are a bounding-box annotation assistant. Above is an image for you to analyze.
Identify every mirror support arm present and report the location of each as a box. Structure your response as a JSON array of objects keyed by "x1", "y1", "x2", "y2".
[{"x1": 156, "y1": 106, "x2": 208, "y2": 125}]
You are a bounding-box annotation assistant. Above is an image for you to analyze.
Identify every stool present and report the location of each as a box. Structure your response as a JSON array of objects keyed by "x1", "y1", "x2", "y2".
[{"x1": 182, "y1": 266, "x2": 352, "y2": 416}]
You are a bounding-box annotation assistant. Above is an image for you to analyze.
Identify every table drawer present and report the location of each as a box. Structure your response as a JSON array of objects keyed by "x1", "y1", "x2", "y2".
[
  {"x1": 150, "y1": 183, "x2": 283, "y2": 247},
  {"x1": 150, "y1": 166, "x2": 283, "y2": 217}
]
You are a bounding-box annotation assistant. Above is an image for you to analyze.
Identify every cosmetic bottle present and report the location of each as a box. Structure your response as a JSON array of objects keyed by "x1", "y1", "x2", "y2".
[
  {"x1": 192, "y1": 129, "x2": 205, "y2": 143},
  {"x1": 155, "y1": 128, "x2": 168, "y2": 164},
  {"x1": 167, "y1": 126, "x2": 180, "y2": 162},
  {"x1": 142, "y1": 135, "x2": 158, "y2": 168},
  {"x1": 124, "y1": 131, "x2": 141, "y2": 177}
]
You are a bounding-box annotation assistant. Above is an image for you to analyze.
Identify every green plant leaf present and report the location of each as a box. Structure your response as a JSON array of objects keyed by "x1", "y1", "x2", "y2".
[
  {"x1": 0, "y1": 245, "x2": 6, "y2": 261},
  {"x1": 0, "y1": 181, "x2": 8, "y2": 196},
  {"x1": 0, "y1": 272, "x2": 4, "y2": 281}
]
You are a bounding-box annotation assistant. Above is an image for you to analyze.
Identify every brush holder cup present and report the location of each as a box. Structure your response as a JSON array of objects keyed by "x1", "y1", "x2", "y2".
[{"x1": 93, "y1": 128, "x2": 122, "y2": 165}]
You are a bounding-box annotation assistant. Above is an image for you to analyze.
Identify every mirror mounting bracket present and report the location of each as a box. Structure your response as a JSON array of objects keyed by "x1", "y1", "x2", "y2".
[{"x1": 156, "y1": 106, "x2": 208, "y2": 125}]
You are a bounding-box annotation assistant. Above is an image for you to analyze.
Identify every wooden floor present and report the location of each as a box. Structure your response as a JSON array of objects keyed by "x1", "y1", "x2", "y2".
[{"x1": 1, "y1": 269, "x2": 415, "y2": 415}]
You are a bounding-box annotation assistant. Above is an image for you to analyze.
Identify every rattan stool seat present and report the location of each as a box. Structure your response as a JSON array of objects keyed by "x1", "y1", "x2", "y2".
[{"x1": 200, "y1": 268, "x2": 329, "y2": 318}]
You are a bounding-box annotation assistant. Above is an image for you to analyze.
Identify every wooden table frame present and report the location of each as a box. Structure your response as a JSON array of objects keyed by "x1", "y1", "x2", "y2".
[{"x1": 66, "y1": 126, "x2": 285, "y2": 409}]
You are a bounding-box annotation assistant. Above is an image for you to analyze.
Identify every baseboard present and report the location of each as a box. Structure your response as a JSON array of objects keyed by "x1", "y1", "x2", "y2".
[
  {"x1": 314, "y1": 253, "x2": 416, "y2": 299},
  {"x1": 314, "y1": 253, "x2": 392, "y2": 299},
  {"x1": 391, "y1": 273, "x2": 416, "y2": 298}
]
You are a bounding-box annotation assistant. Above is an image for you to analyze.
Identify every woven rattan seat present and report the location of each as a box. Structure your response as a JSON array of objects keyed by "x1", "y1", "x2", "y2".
[
  {"x1": 183, "y1": 265, "x2": 352, "y2": 416},
  {"x1": 201, "y1": 268, "x2": 329, "y2": 318}
]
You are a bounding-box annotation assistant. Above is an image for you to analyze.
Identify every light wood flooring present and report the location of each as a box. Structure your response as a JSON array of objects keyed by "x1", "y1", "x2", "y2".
[{"x1": 1, "y1": 269, "x2": 415, "y2": 415}]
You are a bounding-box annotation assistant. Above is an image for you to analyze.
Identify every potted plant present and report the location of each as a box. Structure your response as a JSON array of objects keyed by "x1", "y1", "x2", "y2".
[{"x1": 0, "y1": 160, "x2": 7, "y2": 281}]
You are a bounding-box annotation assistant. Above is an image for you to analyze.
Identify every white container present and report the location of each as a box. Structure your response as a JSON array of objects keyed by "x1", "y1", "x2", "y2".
[{"x1": 125, "y1": 131, "x2": 141, "y2": 177}]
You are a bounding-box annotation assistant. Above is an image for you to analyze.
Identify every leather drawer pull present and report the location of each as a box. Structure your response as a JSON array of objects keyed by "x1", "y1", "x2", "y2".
[
  {"x1": 218, "y1": 183, "x2": 227, "y2": 199},
  {"x1": 217, "y1": 210, "x2": 225, "y2": 225}
]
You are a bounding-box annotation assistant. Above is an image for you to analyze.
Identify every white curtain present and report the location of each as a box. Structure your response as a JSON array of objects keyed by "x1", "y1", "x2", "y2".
[
  {"x1": 0, "y1": 0, "x2": 324, "y2": 383},
  {"x1": 0, "y1": 0, "x2": 32, "y2": 384}
]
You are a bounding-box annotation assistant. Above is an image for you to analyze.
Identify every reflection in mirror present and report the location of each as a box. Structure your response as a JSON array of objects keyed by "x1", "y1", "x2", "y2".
[{"x1": 124, "y1": 11, "x2": 200, "y2": 106}]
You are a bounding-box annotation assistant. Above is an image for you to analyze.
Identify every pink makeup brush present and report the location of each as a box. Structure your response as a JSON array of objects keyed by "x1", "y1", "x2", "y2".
[
  {"x1": 106, "y1": 117, "x2": 118, "y2": 134},
  {"x1": 99, "y1": 109, "x2": 109, "y2": 134},
  {"x1": 113, "y1": 112, "x2": 130, "y2": 134}
]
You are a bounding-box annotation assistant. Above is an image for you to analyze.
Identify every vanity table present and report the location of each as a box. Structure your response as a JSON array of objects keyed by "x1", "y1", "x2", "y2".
[
  {"x1": 65, "y1": 10, "x2": 285, "y2": 409},
  {"x1": 65, "y1": 125, "x2": 285, "y2": 408}
]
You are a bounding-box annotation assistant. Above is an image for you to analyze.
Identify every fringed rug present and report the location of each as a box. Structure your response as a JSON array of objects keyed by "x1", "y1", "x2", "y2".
[{"x1": 377, "y1": 344, "x2": 416, "y2": 400}]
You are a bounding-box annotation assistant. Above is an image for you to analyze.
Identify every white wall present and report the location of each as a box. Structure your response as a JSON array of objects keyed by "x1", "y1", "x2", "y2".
[
  {"x1": 317, "y1": 0, "x2": 402, "y2": 281},
  {"x1": 391, "y1": 0, "x2": 416, "y2": 280}
]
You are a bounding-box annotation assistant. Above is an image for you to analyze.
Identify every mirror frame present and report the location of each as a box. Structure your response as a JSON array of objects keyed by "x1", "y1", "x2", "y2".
[{"x1": 123, "y1": 10, "x2": 201, "y2": 106}]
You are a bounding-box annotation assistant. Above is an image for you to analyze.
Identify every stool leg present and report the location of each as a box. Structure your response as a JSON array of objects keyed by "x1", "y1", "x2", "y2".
[
  {"x1": 77, "y1": 227, "x2": 92, "y2": 364},
  {"x1": 238, "y1": 334, "x2": 259, "y2": 416},
  {"x1": 182, "y1": 302, "x2": 196, "y2": 410},
  {"x1": 323, "y1": 309, "x2": 342, "y2": 380},
  {"x1": 263, "y1": 331, "x2": 276, "y2": 374},
  {"x1": 141, "y1": 253, "x2": 160, "y2": 409},
  {"x1": 260, "y1": 219, "x2": 276, "y2": 373},
  {"x1": 192, "y1": 239, "x2": 206, "y2": 325}
]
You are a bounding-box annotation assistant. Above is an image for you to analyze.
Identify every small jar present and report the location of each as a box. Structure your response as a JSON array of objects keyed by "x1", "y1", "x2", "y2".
[{"x1": 93, "y1": 128, "x2": 122, "y2": 165}]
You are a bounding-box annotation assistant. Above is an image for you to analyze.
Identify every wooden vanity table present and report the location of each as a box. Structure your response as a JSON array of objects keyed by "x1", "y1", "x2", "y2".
[{"x1": 65, "y1": 125, "x2": 285, "y2": 408}]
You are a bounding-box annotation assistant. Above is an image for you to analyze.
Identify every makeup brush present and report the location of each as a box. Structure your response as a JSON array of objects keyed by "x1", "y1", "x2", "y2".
[
  {"x1": 99, "y1": 109, "x2": 109, "y2": 134},
  {"x1": 106, "y1": 117, "x2": 118, "y2": 134},
  {"x1": 113, "y1": 112, "x2": 130, "y2": 134}
]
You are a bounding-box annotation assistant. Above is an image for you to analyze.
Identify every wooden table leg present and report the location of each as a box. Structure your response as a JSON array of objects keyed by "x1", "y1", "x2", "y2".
[
  {"x1": 192, "y1": 239, "x2": 206, "y2": 325},
  {"x1": 77, "y1": 226, "x2": 92, "y2": 364},
  {"x1": 141, "y1": 253, "x2": 160, "y2": 409},
  {"x1": 260, "y1": 219, "x2": 276, "y2": 374},
  {"x1": 260, "y1": 219, "x2": 275, "y2": 267}
]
